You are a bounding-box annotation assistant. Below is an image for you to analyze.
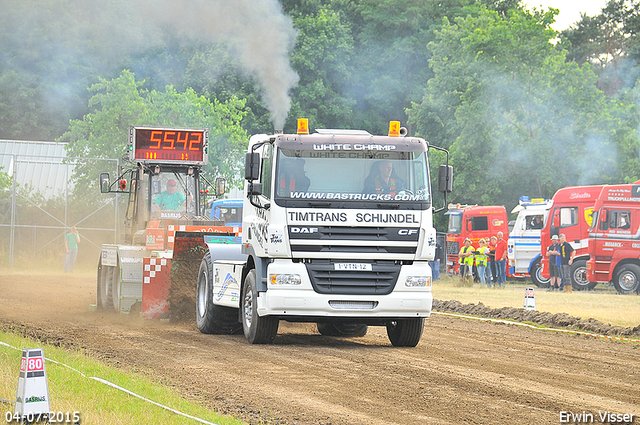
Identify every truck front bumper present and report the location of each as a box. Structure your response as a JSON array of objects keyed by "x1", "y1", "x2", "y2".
[{"x1": 258, "y1": 260, "x2": 433, "y2": 318}]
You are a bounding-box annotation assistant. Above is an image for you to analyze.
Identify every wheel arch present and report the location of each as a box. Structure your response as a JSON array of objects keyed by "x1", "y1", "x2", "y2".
[
  {"x1": 527, "y1": 253, "x2": 542, "y2": 274},
  {"x1": 612, "y1": 258, "x2": 640, "y2": 279},
  {"x1": 574, "y1": 254, "x2": 590, "y2": 263}
]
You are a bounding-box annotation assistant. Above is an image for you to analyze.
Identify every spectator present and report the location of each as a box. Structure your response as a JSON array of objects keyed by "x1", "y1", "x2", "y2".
[
  {"x1": 459, "y1": 238, "x2": 475, "y2": 286},
  {"x1": 64, "y1": 226, "x2": 80, "y2": 273},
  {"x1": 495, "y1": 231, "x2": 508, "y2": 287},
  {"x1": 558, "y1": 234, "x2": 575, "y2": 291},
  {"x1": 475, "y1": 238, "x2": 491, "y2": 287},
  {"x1": 547, "y1": 235, "x2": 561, "y2": 290},
  {"x1": 488, "y1": 236, "x2": 498, "y2": 285},
  {"x1": 429, "y1": 239, "x2": 442, "y2": 281}
]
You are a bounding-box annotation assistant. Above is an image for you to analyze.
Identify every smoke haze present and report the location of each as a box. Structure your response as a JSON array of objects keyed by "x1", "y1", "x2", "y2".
[{"x1": 1, "y1": 0, "x2": 299, "y2": 130}]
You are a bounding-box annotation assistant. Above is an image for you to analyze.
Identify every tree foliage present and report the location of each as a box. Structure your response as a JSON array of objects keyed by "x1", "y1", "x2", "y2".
[
  {"x1": 62, "y1": 70, "x2": 247, "y2": 191},
  {"x1": 559, "y1": 0, "x2": 640, "y2": 95},
  {"x1": 2, "y1": 0, "x2": 640, "y2": 216},
  {"x1": 408, "y1": 7, "x2": 623, "y2": 208}
]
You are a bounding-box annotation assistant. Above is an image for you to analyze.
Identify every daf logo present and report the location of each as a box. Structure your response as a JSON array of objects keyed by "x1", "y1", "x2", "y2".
[
  {"x1": 291, "y1": 227, "x2": 319, "y2": 234},
  {"x1": 398, "y1": 229, "x2": 419, "y2": 236}
]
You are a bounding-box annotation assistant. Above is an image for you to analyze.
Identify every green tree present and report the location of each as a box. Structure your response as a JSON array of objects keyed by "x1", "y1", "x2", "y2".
[
  {"x1": 286, "y1": 6, "x2": 356, "y2": 131},
  {"x1": 408, "y1": 7, "x2": 621, "y2": 209},
  {"x1": 62, "y1": 70, "x2": 247, "y2": 192},
  {"x1": 559, "y1": 0, "x2": 640, "y2": 95}
]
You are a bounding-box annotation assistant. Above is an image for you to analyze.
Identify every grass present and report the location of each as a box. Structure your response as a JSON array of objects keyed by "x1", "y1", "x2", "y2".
[
  {"x1": 432, "y1": 275, "x2": 640, "y2": 328},
  {"x1": 0, "y1": 331, "x2": 245, "y2": 425}
]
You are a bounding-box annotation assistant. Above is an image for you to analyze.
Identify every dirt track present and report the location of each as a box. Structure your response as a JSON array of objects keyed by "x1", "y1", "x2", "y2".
[{"x1": 1, "y1": 273, "x2": 639, "y2": 424}]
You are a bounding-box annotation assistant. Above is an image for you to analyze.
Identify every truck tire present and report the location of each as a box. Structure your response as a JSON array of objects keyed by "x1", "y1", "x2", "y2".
[
  {"x1": 241, "y1": 269, "x2": 279, "y2": 344},
  {"x1": 98, "y1": 265, "x2": 116, "y2": 311},
  {"x1": 570, "y1": 259, "x2": 595, "y2": 290},
  {"x1": 530, "y1": 258, "x2": 550, "y2": 288},
  {"x1": 386, "y1": 318, "x2": 424, "y2": 347},
  {"x1": 613, "y1": 264, "x2": 640, "y2": 294},
  {"x1": 96, "y1": 260, "x2": 104, "y2": 310},
  {"x1": 196, "y1": 252, "x2": 243, "y2": 334},
  {"x1": 317, "y1": 323, "x2": 368, "y2": 337}
]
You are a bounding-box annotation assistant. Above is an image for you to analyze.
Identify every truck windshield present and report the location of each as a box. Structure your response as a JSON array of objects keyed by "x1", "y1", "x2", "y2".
[
  {"x1": 212, "y1": 204, "x2": 243, "y2": 225},
  {"x1": 150, "y1": 171, "x2": 197, "y2": 218},
  {"x1": 448, "y1": 213, "x2": 463, "y2": 234},
  {"x1": 273, "y1": 147, "x2": 430, "y2": 208}
]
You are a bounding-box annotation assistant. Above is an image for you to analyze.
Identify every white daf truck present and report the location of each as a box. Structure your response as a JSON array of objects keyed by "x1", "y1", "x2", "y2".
[{"x1": 195, "y1": 120, "x2": 452, "y2": 346}]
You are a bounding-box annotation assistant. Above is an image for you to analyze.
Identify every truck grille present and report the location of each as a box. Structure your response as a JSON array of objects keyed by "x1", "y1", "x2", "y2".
[
  {"x1": 305, "y1": 259, "x2": 400, "y2": 295},
  {"x1": 288, "y1": 226, "x2": 419, "y2": 259},
  {"x1": 447, "y1": 241, "x2": 459, "y2": 255}
]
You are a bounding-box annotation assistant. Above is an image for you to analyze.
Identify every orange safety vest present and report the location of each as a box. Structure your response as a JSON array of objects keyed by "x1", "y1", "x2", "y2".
[{"x1": 375, "y1": 178, "x2": 397, "y2": 196}]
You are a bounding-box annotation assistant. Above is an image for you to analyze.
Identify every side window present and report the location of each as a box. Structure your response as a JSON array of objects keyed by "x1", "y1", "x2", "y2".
[
  {"x1": 526, "y1": 214, "x2": 544, "y2": 230},
  {"x1": 261, "y1": 144, "x2": 273, "y2": 199},
  {"x1": 599, "y1": 210, "x2": 608, "y2": 231},
  {"x1": 559, "y1": 207, "x2": 578, "y2": 228},
  {"x1": 610, "y1": 210, "x2": 631, "y2": 230},
  {"x1": 470, "y1": 216, "x2": 488, "y2": 231}
]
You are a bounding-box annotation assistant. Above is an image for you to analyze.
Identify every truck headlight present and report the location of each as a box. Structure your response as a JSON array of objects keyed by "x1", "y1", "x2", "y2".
[
  {"x1": 405, "y1": 276, "x2": 431, "y2": 288},
  {"x1": 270, "y1": 274, "x2": 301, "y2": 285}
]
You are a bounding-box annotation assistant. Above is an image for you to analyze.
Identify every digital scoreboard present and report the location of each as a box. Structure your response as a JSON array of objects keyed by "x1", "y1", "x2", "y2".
[{"x1": 129, "y1": 126, "x2": 209, "y2": 165}]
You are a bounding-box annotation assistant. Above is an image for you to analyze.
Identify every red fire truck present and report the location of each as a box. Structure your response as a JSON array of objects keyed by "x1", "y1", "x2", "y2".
[
  {"x1": 540, "y1": 185, "x2": 603, "y2": 290},
  {"x1": 445, "y1": 204, "x2": 509, "y2": 274},
  {"x1": 586, "y1": 183, "x2": 640, "y2": 294}
]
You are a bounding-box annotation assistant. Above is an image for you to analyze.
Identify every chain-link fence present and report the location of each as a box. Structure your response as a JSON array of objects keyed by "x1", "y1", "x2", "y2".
[{"x1": 0, "y1": 153, "x2": 120, "y2": 270}]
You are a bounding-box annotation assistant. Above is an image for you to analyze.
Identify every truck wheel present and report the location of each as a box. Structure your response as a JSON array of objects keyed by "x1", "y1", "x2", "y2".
[
  {"x1": 96, "y1": 260, "x2": 104, "y2": 309},
  {"x1": 386, "y1": 318, "x2": 424, "y2": 347},
  {"x1": 613, "y1": 264, "x2": 640, "y2": 294},
  {"x1": 570, "y1": 259, "x2": 595, "y2": 290},
  {"x1": 98, "y1": 265, "x2": 116, "y2": 311},
  {"x1": 110, "y1": 265, "x2": 121, "y2": 311},
  {"x1": 317, "y1": 323, "x2": 368, "y2": 337},
  {"x1": 530, "y1": 258, "x2": 550, "y2": 288},
  {"x1": 196, "y1": 253, "x2": 243, "y2": 334},
  {"x1": 241, "y1": 269, "x2": 279, "y2": 344}
]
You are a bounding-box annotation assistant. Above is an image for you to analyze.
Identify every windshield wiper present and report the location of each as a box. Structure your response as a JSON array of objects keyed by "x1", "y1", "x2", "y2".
[
  {"x1": 308, "y1": 201, "x2": 332, "y2": 208},
  {"x1": 380, "y1": 203, "x2": 400, "y2": 209}
]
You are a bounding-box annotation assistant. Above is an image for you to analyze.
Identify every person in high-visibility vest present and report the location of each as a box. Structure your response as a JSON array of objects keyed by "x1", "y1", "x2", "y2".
[
  {"x1": 458, "y1": 238, "x2": 475, "y2": 285},
  {"x1": 475, "y1": 238, "x2": 491, "y2": 287}
]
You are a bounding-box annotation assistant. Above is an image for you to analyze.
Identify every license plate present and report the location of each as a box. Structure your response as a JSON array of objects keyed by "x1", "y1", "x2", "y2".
[{"x1": 335, "y1": 263, "x2": 372, "y2": 271}]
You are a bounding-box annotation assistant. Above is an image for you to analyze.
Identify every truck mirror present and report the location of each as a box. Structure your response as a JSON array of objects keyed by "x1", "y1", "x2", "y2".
[
  {"x1": 552, "y1": 215, "x2": 560, "y2": 228},
  {"x1": 248, "y1": 182, "x2": 263, "y2": 196},
  {"x1": 245, "y1": 153, "x2": 261, "y2": 181},
  {"x1": 100, "y1": 173, "x2": 110, "y2": 193},
  {"x1": 215, "y1": 177, "x2": 226, "y2": 196},
  {"x1": 438, "y1": 165, "x2": 453, "y2": 193}
]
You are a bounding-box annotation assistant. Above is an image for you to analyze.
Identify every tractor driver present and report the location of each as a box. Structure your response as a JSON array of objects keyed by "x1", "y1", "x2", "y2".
[{"x1": 153, "y1": 180, "x2": 186, "y2": 211}]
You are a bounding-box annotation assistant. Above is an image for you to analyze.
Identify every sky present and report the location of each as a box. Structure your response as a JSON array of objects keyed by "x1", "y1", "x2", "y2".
[{"x1": 522, "y1": 0, "x2": 609, "y2": 30}]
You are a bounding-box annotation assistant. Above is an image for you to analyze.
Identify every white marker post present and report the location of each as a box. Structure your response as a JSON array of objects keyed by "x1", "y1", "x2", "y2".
[
  {"x1": 523, "y1": 287, "x2": 536, "y2": 311},
  {"x1": 15, "y1": 349, "x2": 50, "y2": 420}
]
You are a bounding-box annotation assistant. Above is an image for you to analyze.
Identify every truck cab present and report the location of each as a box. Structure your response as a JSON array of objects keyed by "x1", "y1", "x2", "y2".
[
  {"x1": 210, "y1": 198, "x2": 243, "y2": 227},
  {"x1": 196, "y1": 120, "x2": 453, "y2": 346},
  {"x1": 587, "y1": 183, "x2": 640, "y2": 294},
  {"x1": 540, "y1": 185, "x2": 603, "y2": 290},
  {"x1": 445, "y1": 205, "x2": 508, "y2": 275}
]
